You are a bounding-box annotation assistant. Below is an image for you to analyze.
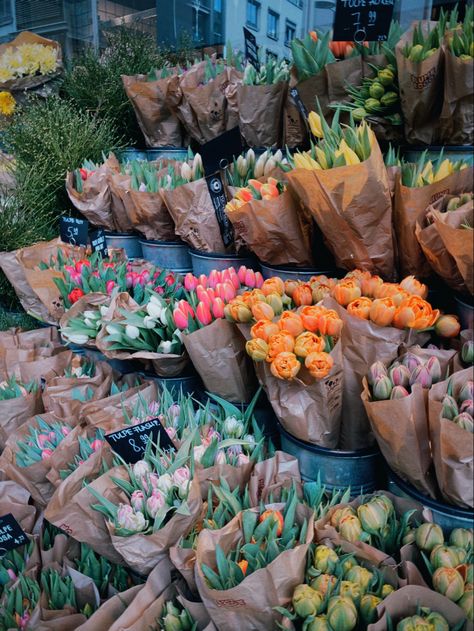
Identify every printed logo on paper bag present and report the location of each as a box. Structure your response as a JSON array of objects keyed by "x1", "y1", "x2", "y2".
[
  {"x1": 409, "y1": 66, "x2": 438, "y2": 90},
  {"x1": 0, "y1": 514, "x2": 28, "y2": 557},
  {"x1": 105, "y1": 418, "x2": 175, "y2": 464},
  {"x1": 205, "y1": 172, "x2": 235, "y2": 248},
  {"x1": 333, "y1": 0, "x2": 395, "y2": 43}
]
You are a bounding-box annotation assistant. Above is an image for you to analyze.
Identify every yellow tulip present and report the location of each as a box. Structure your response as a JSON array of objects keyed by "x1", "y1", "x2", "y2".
[
  {"x1": 308, "y1": 111, "x2": 324, "y2": 138},
  {"x1": 433, "y1": 158, "x2": 453, "y2": 183},
  {"x1": 420, "y1": 160, "x2": 433, "y2": 181},
  {"x1": 315, "y1": 146, "x2": 329, "y2": 169},
  {"x1": 338, "y1": 139, "x2": 361, "y2": 166},
  {"x1": 294, "y1": 152, "x2": 321, "y2": 170}
]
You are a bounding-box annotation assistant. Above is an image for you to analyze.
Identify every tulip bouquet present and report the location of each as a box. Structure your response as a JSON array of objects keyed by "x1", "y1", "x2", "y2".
[
  {"x1": 401, "y1": 152, "x2": 470, "y2": 188},
  {"x1": 71, "y1": 158, "x2": 100, "y2": 194},
  {"x1": 408, "y1": 523, "x2": 473, "y2": 616},
  {"x1": 291, "y1": 31, "x2": 335, "y2": 82},
  {"x1": 440, "y1": 379, "x2": 474, "y2": 433},
  {"x1": 395, "y1": 609, "x2": 455, "y2": 630},
  {"x1": 0, "y1": 376, "x2": 37, "y2": 400},
  {"x1": 14, "y1": 416, "x2": 72, "y2": 467},
  {"x1": 40, "y1": 567, "x2": 97, "y2": 618},
  {"x1": 73, "y1": 542, "x2": 138, "y2": 598},
  {"x1": 58, "y1": 428, "x2": 106, "y2": 480},
  {"x1": 242, "y1": 58, "x2": 290, "y2": 86},
  {"x1": 152, "y1": 598, "x2": 198, "y2": 631},
  {"x1": 0, "y1": 539, "x2": 35, "y2": 595},
  {"x1": 60, "y1": 298, "x2": 108, "y2": 347},
  {"x1": 225, "y1": 176, "x2": 285, "y2": 212},
  {"x1": 0, "y1": 574, "x2": 40, "y2": 630},
  {"x1": 226, "y1": 149, "x2": 288, "y2": 187},
  {"x1": 280, "y1": 543, "x2": 397, "y2": 628},
  {"x1": 400, "y1": 9, "x2": 452, "y2": 63}
]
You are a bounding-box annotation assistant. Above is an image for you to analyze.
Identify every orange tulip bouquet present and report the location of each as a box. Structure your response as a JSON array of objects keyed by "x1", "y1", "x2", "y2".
[
  {"x1": 225, "y1": 176, "x2": 314, "y2": 267},
  {"x1": 324, "y1": 270, "x2": 461, "y2": 450}
]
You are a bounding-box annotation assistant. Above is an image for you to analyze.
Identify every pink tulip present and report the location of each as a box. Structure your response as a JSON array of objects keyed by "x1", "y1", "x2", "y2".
[
  {"x1": 196, "y1": 286, "x2": 212, "y2": 308},
  {"x1": 7, "y1": 568, "x2": 17, "y2": 581},
  {"x1": 174, "y1": 306, "x2": 191, "y2": 330},
  {"x1": 212, "y1": 297, "x2": 225, "y2": 319},
  {"x1": 41, "y1": 449, "x2": 54, "y2": 460},
  {"x1": 106, "y1": 280, "x2": 116, "y2": 294},
  {"x1": 208, "y1": 269, "x2": 220, "y2": 289},
  {"x1": 229, "y1": 269, "x2": 240, "y2": 290},
  {"x1": 221, "y1": 269, "x2": 232, "y2": 284},
  {"x1": 132, "y1": 273, "x2": 142, "y2": 287},
  {"x1": 255, "y1": 271, "x2": 264, "y2": 288},
  {"x1": 198, "y1": 274, "x2": 208, "y2": 288},
  {"x1": 238, "y1": 265, "x2": 247, "y2": 284},
  {"x1": 61, "y1": 426, "x2": 70, "y2": 436},
  {"x1": 130, "y1": 489, "x2": 145, "y2": 512},
  {"x1": 125, "y1": 272, "x2": 134, "y2": 288},
  {"x1": 36, "y1": 433, "x2": 50, "y2": 449},
  {"x1": 64, "y1": 265, "x2": 76, "y2": 275},
  {"x1": 206, "y1": 287, "x2": 216, "y2": 302},
  {"x1": 48, "y1": 431, "x2": 56, "y2": 442},
  {"x1": 244, "y1": 268, "x2": 256, "y2": 288},
  {"x1": 75, "y1": 260, "x2": 91, "y2": 273},
  {"x1": 196, "y1": 301, "x2": 213, "y2": 326},
  {"x1": 146, "y1": 490, "x2": 166, "y2": 518},
  {"x1": 165, "y1": 426, "x2": 177, "y2": 440},
  {"x1": 222, "y1": 281, "x2": 237, "y2": 302},
  {"x1": 184, "y1": 273, "x2": 198, "y2": 291},
  {"x1": 90, "y1": 439, "x2": 103, "y2": 452},
  {"x1": 168, "y1": 403, "x2": 180, "y2": 418}
]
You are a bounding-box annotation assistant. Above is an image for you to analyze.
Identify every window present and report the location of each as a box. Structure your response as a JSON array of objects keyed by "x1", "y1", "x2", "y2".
[
  {"x1": 287, "y1": 0, "x2": 303, "y2": 7},
  {"x1": 267, "y1": 9, "x2": 279, "y2": 40},
  {"x1": 0, "y1": 0, "x2": 13, "y2": 26},
  {"x1": 214, "y1": 0, "x2": 222, "y2": 11},
  {"x1": 285, "y1": 19, "x2": 296, "y2": 45},
  {"x1": 246, "y1": 0, "x2": 260, "y2": 30}
]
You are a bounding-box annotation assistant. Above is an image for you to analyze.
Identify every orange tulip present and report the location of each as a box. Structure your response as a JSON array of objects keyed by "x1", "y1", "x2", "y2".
[
  {"x1": 250, "y1": 319, "x2": 279, "y2": 342},
  {"x1": 300, "y1": 305, "x2": 324, "y2": 332},
  {"x1": 312, "y1": 283, "x2": 333, "y2": 303},
  {"x1": 267, "y1": 330, "x2": 295, "y2": 361},
  {"x1": 284, "y1": 279, "x2": 300, "y2": 297},
  {"x1": 318, "y1": 310, "x2": 343, "y2": 337},
  {"x1": 251, "y1": 301, "x2": 275, "y2": 320},
  {"x1": 309, "y1": 30, "x2": 318, "y2": 42},
  {"x1": 434, "y1": 314, "x2": 461, "y2": 338},
  {"x1": 248, "y1": 178, "x2": 263, "y2": 192},
  {"x1": 332, "y1": 280, "x2": 361, "y2": 306},
  {"x1": 245, "y1": 289, "x2": 267, "y2": 308},
  {"x1": 246, "y1": 338, "x2": 269, "y2": 361},
  {"x1": 294, "y1": 331, "x2": 326, "y2": 358},
  {"x1": 400, "y1": 275, "x2": 428, "y2": 299},
  {"x1": 270, "y1": 352, "x2": 301, "y2": 380},
  {"x1": 235, "y1": 188, "x2": 253, "y2": 203},
  {"x1": 369, "y1": 297, "x2": 396, "y2": 327},
  {"x1": 361, "y1": 274, "x2": 384, "y2": 298},
  {"x1": 305, "y1": 351, "x2": 334, "y2": 379},
  {"x1": 374, "y1": 283, "x2": 410, "y2": 307},
  {"x1": 278, "y1": 311, "x2": 305, "y2": 337},
  {"x1": 237, "y1": 559, "x2": 248, "y2": 575},
  {"x1": 293, "y1": 283, "x2": 313, "y2": 306},
  {"x1": 265, "y1": 292, "x2": 283, "y2": 315},
  {"x1": 393, "y1": 296, "x2": 440, "y2": 330},
  {"x1": 259, "y1": 508, "x2": 284, "y2": 535},
  {"x1": 262, "y1": 277, "x2": 285, "y2": 296},
  {"x1": 347, "y1": 297, "x2": 372, "y2": 320},
  {"x1": 224, "y1": 300, "x2": 252, "y2": 322},
  {"x1": 345, "y1": 270, "x2": 368, "y2": 284}
]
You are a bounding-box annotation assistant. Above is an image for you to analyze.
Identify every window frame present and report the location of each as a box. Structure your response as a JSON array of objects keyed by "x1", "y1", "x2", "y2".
[
  {"x1": 284, "y1": 18, "x2": 296, "y2": 46},
  {"x1": 267, "y1": 8, "x2": 279, "y2": 40},
  {"x1": 246, "y1": 0, "x2": 260, "y2": 30}
]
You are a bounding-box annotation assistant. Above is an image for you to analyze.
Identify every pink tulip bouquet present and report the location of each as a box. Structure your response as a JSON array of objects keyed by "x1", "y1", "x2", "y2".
[{"x1": 15, "y1": 416, "x2": 72, "y2": 467}]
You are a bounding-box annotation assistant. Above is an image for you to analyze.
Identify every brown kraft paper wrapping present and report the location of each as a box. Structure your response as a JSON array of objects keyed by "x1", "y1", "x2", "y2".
[
  {"x1": 361, "y1": 380, "x2": 438, "y2": 498},
  {"x1": 0, "y1": 480, "x2": 37, "y2": 532},
  {"x1": 324, "y1": 296, "x2": 420, "y2": 451},
  {"x1": 99, "y1": 468, "x2": 202, "y2": 575},
  {"x1": 395, "y1": 22, "x2": 444, "y2": 145},
  {"x1": 59, "y1": 292, "x2": 110, "y2": 349},
  {"x1": 80, "y1": 381, "x2": 157, "y2": 427},
  {"x1": 394, "y1": 166, "x2": 473, "y2": 279},
  {"x1": 194, "y1": 459, "x2": 255, "y2": 498},
  {"x1": 255, "y1": 340, "x2": 343, "y2": 449},
  {"x1": 415, "y1": 200, "x2": 469, "y2": 294},
  {"x1": 284, "y1": 69, "x2": 329, "y2": 148},
  {"x1": 287, "y1": 141, "x2": 394, "y2": 279},
  {"x1": 195, "y1": 503, "x2": 313, "y2": 631},
  {"x1": 108, "y1": 172, "x2": 134, "y2": 233},
  {"x1": 439, "y1": 48, "x2": 473, "y2": 146},
  {"x1": 226, "y1": 190, "x2": 314, "y2": 266},
  {"x1": 428, "y1": 367, "x2": 474, "y2": 508},
  {"x1": 0, "y1": 388, "x2": 43, "y2": 450},
  {"x1": 368, "y1": 585, "x2": 467, "y2": 630},
  {"x1": 123, "y1": 187, "x2": 176, "y2": 242},
  {"x1": 18, "y1": 349, "x2": 73, "y2": 384},
  {"x1": 183, "y1": 318, "x2": 256, "y2": 403},
  {"x1": 161, "y1": 179, "x2": 229, "y2": 253},
  {"x1": 75, "y1": 584, "x2": 143, "y2": 631},
  {"x1": 237, "y1": 82, "x2": 288, "y2": 148},
  {"x1": 122, "y1": 73, "x2": 183, "y2": 147},
  {"x1": 248, "y1": 451, "x2": 301, "y2": 505},
  {"x1": 326, "y1": 57, "x2": 362, "y2": 105}
]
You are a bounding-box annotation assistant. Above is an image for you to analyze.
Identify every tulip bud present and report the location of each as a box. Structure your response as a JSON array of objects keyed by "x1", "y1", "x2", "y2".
[
  {"x1": 389, "y1": 364, "x2": 411, "y2": 387},
  {"x1": 449, "y1": 528, "x2": 473, "y2": 550},
  {"x1": 330, "y1": 506, "x2": 356, "y2": 528},
  {"x1": 382, "y1": 583, "x2": 394, "y2": 598},
  {"x1": 409, "y1": 365, "x2": 432, "y2": 389},
  {"x1": 462, "y1": 340, "x2": 474, "y2": 365},
  {"x1": 125, "y1": 324, "x2": 140, "y2": 340},
  {"x1": 181, "y1": 162, "x2": 192, "y2": 181},
  {"x1": 207, "y1": 269, "x2": 220, "y2": 289},
  {"x1": 237, "y1": 265, "x2": 247, "y2": 284},
  {"x1": 454, "y1": 412, "x2": 474, "y2": 433},
  {"x1": 372, "y1": 375, "x2": 393, "y2": 400},
  {"x1": 425, "y1": 356, "x2": 442, "y2": 383},
  {"x1": 211, "y1": 297, "x2": 225, "y2": 319},
  {"x1": 432, "y1": 567, "x2": 465, "y2": 602},
  {"x1": 459, "y1": 380, "x2": 473, "y2": 403},
  {"x1": 357, "y1": 501, "x2": 388, "y2": 535},
  {"x1": 460, "y1": 399, "x2": 474, "y2": 416},
  {"x1": 397, "y1": 615, "x2": 432, "y2": 631},
  {"x1": 327, "y1": 596, "x2": 358, "y2": 631},
  {"x1": 345, "y1": 566, "x2": 374, "y2": 594},
  {"x1": 458, "y1": 590, "x2": 474, "y2": 621},
  {"x1": 435, "y1": 314, "x2": 461, "y2": 338},
  {"x1": 402, "y1": 528, "x2": 416, "y2": 545},
  {"x1": 391, "y1": 385, "x2": 410, "y2": 399},
  {"x1": 360, "y1": 594, "x2": 381, "y2": 625},
  {"x1": 292, "y1": 584, "x2": 324, "y2": 618},
  {"x1": 196, "y1": 302, "x2": 213, "y2": 326},
  {"x1": 184, "y1": 273, "x2": 198, "y2": 291},
  {"x1": 162, "y1": 611, "x2": 182, "y2": 631},
  {"x1": 401, "y1": 352, "x2": 423, "y2": 372},
  {"x1": 415, "y1": 523, "x2": 444, "y2": 552},
  {"x1": 441, "y1": 394, "x2": 459, "y2": 420},
  {"x1": 246, "y1": 338, "x2": 268, "y2": 361},
  {"x1": 265, "y1": 293, "x2": 283, "y2": 315},
  {"x1": 255, "y1": 271, "x2": 264, "y2": 288},
  {"x1": 310, "y1": 574, "x2": 337, "y2": 597},
  {"x1": 339, "y1": 580, "x2": 362, "y2": 608},
  {"x1": 367, "y1": 361, "x2": 388, "y2": 386},
  {"x1": 313, "y1": 545, "x2": 339, "y2": 574},
  {"x1": 339, "y1": 515, "x2": 363, "y2": 543},
  {"x1": 430, "y1": 545, "x2": 462, "y2": 569}
]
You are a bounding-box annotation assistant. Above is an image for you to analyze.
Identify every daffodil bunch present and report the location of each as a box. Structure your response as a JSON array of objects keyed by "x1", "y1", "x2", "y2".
[
  {"x1": 289, "y1": 109, "x2": 374, "y2": 170},
  {"x1": 447, "y1": 5, "x2": 474, "y2": 59},
  {"x1": 88, "y1": 437, "x2": 195, "y2": 536},
  {"x1": 401, "y1": 149, "x2": 470, "y2": 187},
  {"x1": 226, "y1": 148, "x2": 289, "y2": 187},
  {"x1": 242, "y1": 58, "x2": 290, "y2": 85},
  {"x1": 225, "y1": 176, "x2": 286, "y2": 213},
  {"x1": 0, "y1": 376, "x2": 37, "y2": 401},
  {"x1": 0, "y1": 539, "x2": 35, "y2": 595},
  {"x1": 60, "y1": 304, "x2": 107, "y2": 346},
  {"x1": 0, "y1": 574, "x2": 40, "y2": 631},
  {"x1": 154, "y1": 599, "x2": 197, "y2": 631},
  {"x1": 201, "y1": 485, "x2": 307, "y2": 589},
  {"x1": 59, "y1": 429, "x2": 106, "y2": 480},
  {"x1": 0, "y1": 42, "x2": 59, "y2": 83},
  {"x1": 291, "y1": 31, "x2": 336, "y2": 81},
  {"x1": 278, "y1": 543, "x2": 396, "y2": 627},
  {"x1": 405, "y1": 523, "x2": 473, "y2": 615},
  {"x1": 15, "y1": 416, "x2": 72, "y2": 467}
]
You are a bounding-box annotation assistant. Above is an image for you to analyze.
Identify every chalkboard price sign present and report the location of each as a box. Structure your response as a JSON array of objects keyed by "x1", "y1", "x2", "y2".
[
  {"x1": 60, "y1": 216, "x2": 89, "y2": 247},
  {"x1": 0, "y1": 514, "x2": 28, "y2": 557},
  {"x1": 89, "y1": 228, "x2": 108, "y2": 258},
  {"x1": 105, "y1": 418, "x2": 175, "y2": 463},
  {"x1": 333, "y1": 0, "x2": 395, "y2": 43},
  {"x1": 205, "y1": 172, "x2": 234, "y2": 248}
]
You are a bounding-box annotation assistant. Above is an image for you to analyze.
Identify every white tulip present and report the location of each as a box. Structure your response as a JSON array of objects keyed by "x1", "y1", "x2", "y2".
[
  {"x1": 106, "y1": 324, "x2": 122, "y2": 336},
  {"x1": 158, "y1": 340, "x2": 172, "y2": 354},
  {"x1": 192, "y1": 153, "x2": 203, "y2": 179},
  {"x1": 143, "y1": 316, "x2": 157, "y2": 329},
  {"x1": 156, "y1": 473, "x2": 173, "y2": 494},
  {"x1": 254, "y1": 150, "x2": 268, "y2": 178},
  {"x1": 125, "y1": 324, "x2": 140, "y2": 340},
  {"x1": 159, "y1": 309, "x2": 169, "y2": 326},
  {"x1": 66, "y1": 333, "x2": 90, "y2": 345},
  {"x1": 139, "y1": 182, "x2": 147, "y2": 192},
  {"x1": 181, "y1": 162, "x2": 193, "y2": 181},
  {"x1": 236, "y1": 155, "x2": 247, "y2": 177},
  {"x1": 246, "y1": 148, "x2": 256, "y2": 168},
  {"x1": 273, "y1": 149, "x2": 283, "y2": 163},
  {"x1": 146, "y1": 301, "x2": 163, "y2": 319},
  {"x1": 264, "y1": 157, "x2": 276, "y2": 176},
  {"x1": 100, "y1": 305, "x2": 109, "y2": 317},
  {"x1": 83, "y1": 310, "x2": 98, "y2": 320}
]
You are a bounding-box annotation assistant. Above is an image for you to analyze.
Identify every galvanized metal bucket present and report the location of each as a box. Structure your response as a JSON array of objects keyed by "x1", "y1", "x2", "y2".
[
  {"x1": 387, "y1": 468, "x2": 474, "y2": 534},
  {"x1": 83, "y1": 348, "x2": 143, "y2": 374},
  {"x1": 189, "y1": 249, "x2": 259, "y2": 277},
  {"x1": 147, "y1": 148, "x2": 188, "y2": 161},
  {"x1": 142, "y1": 371, "x2": 203, "y2": 398},
  {"x1": 454, "y1": 294, "x2": 473, "y2": 330},
  {"x1": 278, "y1": 423, "x2": 384, "y2": 493},
  {"x1": 139, "y1": 239, "x2": 191, "y2": 273},
  {"x1": 105, "y1": 232, "x2": 143, "y2": 260},
  {"x1": 118, "y1": 148, "x2": 148, "y2": 163},
  {"x1": 260, "y1": 263, "x2": 336, "y2": 281}
]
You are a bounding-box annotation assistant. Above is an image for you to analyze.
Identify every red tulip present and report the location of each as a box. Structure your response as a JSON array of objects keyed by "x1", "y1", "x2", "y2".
[
  {"x1": 67, "y1": 288, "x2": 85, "y2": 304},
  {"x1": 211, "y1": 297, "x2": 225, "y2": 318},
  {"x1": 208, "y1": 269, "x2": 221, "y2": 288},
  {"x1": 196, "y1": 301, "x2": 213, "y2": 326},
  {"x1": 198, "y1": 274, "x2": 208, "y2": 288},
  {"x1": 184, "y1": 273, "x2": 198, "y2": 291}
]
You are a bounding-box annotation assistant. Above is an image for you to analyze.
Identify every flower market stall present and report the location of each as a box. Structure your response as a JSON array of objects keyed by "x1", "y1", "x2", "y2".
[{"x1": 0, "y1": 6, "x2": 473, "y2": 631}]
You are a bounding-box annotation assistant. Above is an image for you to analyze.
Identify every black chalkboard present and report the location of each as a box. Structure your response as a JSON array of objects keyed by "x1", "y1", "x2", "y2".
[
  {"x1": 60, "y1": 216, "x2": 89, "y2": 247},
  {"x1": 243, "y1": 27, "x2": 260, "y2": 69},
  {"x1": 205, "y1": 172, "x2": 234, "y2": 248},
  {"x1": 332, "y1": 0, "x2": 395, "y2": 43},
  {"x1": 89, "y1": 228, "x2": 108, "y2": 258},
  {"x1": 0, "y1": 514, "x2": 28, "y2": 556},
  {"x1": 105, "y1": 418, "x2": 175, "y2": 463},
  {"x1": 200, "y1": 126, "x2": 243, "y2": 176}
]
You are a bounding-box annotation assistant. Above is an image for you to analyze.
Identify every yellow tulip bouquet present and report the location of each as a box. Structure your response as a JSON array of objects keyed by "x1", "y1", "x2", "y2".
[{"x1": 285, "y1": 108, "x2": 395, "y2": 279}]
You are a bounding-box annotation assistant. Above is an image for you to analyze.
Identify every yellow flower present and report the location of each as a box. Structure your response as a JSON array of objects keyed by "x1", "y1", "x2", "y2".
[
  {"x1": 338, "y1": 139, "x2": 361, "y2": 166},
  {"x1": 308, "y1": 111, "x2": 324, "y2": 138},
  {"x1": 0, "y1": 91, "x2": 15, "y2": 116}
]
